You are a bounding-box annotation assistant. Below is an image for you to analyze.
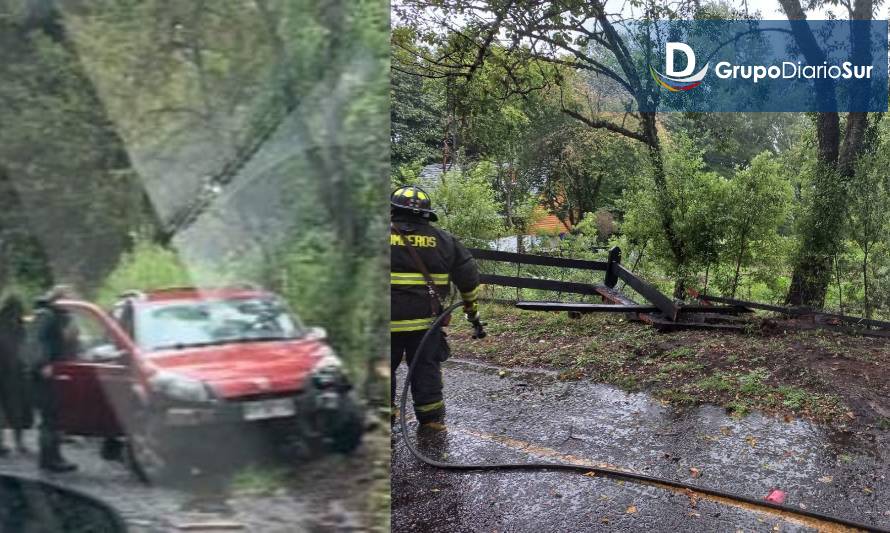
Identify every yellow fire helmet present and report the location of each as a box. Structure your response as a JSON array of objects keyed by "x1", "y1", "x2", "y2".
[{"x1": 391, "y1": 185, "x2": 437, "y2": 221}]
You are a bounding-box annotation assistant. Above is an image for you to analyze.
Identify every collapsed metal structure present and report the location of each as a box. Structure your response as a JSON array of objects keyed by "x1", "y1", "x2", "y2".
[{"x1": 468, "y1": 246, "x2": 890, "y2": 336}]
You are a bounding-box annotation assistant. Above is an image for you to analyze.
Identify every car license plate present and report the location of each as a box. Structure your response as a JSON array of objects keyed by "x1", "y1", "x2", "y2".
[{"x1": 242, "y1": 398, "x2": 296, "y2": 421}]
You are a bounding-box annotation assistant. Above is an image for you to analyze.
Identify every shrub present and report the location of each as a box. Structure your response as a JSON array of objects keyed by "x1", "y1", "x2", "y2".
[{"x1": 94, "y1": 236, "x2": 194, "y2": 307}]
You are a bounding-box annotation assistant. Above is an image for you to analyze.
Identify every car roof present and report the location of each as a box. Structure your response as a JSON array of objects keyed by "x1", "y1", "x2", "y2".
[{"x1": 121, "y1": 287, "x2": 273, "y2": 304}]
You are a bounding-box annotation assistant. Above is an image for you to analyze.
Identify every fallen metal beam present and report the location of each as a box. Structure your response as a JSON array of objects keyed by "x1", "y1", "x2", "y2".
[
  {"x1": 516, "y1": 302, "x2": 661, "y2": 313},
  {"x1": 479, "y1": 274, "x2": 602, "y2": 295},
  {"x1": 469, "y1": 248, "x2": 607, "y2": 270},
  {"x1": 614, "y1": 264, "x2": 680, "y2": 321},
  {"x1": 516, "y1": 301, "x2": 751, "y2": 315},
  {"x1": 595, "y1": 284, "x2": 639, "y2": 306},
  {"x1": 700, "y1": 294, "x2": 890, "y2": 330},
  {"x1": 682, "y1": 305, "x2": 753, "y2": 314},
  {"x1": 698, "y1": 294, "x2": 801, "y2": 315}
]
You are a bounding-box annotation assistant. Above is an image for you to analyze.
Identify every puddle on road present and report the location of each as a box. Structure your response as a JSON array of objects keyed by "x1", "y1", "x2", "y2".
[
  {"x1": 455, "y1": 427, "x2": 863, "y2": 533},
  {"x1": 446, "y1": 358, "x2": 886, "y2": 462}
]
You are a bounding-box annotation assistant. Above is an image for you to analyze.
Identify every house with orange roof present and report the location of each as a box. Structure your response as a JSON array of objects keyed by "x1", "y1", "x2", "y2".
[{"x1": 527, "y1": 204, "x2": 572, "y2": 236}]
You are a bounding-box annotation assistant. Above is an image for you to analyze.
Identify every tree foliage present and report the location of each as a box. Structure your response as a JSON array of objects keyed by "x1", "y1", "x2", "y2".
[
  {"x1": 1, "y1": 0, "x2": 389, "y2": 403},
  {"x1": 435, "y1": 163, "x2": 507, "y2": 247},
  {"x1": 394, "y1": 0, "x2": 890, "y2": 318},
  {"x1": 724, "y1": 153, "x2": 792, "y2": 297},
  {"x1": 848, "y1": 122, "x2": 890, "y2": 317}
]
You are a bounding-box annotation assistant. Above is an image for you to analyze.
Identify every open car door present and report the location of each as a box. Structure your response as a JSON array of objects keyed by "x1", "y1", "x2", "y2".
[{"x1": 49, "y1": 301, "x2": 139, "y2": 437}]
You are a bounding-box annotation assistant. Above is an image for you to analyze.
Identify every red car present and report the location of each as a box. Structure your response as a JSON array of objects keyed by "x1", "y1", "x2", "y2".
[{"x1": 45, "y1": 285, "x2": 363, "y2": 482}]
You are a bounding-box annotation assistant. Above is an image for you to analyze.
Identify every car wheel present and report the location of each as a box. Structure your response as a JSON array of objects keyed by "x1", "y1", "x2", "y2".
[
  {"x1": 326, "y1": 394, "x2": 364, "y2": 454},
  {"x1": 126, "y1": 411, "x2": 172, "y2": 484}
]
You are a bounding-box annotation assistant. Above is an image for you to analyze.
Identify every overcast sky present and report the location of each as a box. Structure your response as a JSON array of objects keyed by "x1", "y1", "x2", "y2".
[
  {"x1": 689, "y1": 0, "x2": 886, "y2": 19},
  {"x1": 612, "y1": 0, "x2": 839, "y2": 20},
  {"x1": 392, "y1": 1, "x2": 887, "y2": 44},
  {"x1": 743, "y1": 0, "x2": 830, "y2": 19}
]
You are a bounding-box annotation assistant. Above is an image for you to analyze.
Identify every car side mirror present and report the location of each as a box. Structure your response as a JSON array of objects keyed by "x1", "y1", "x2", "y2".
[
  {"x1": 87, "y1": 344, "x2": 126, "y2": 362},
  {"x1": 306, "y1": 326, "x2": 327, "y2": 341}
]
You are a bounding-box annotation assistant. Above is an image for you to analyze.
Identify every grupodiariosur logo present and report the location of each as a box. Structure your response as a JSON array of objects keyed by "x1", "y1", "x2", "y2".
[{"x1": 650, "y1": 42, "x2": 710, "y2": 92}]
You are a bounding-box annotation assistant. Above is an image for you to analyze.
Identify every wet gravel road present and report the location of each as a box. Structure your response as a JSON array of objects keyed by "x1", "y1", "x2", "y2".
[
  {"x1": 392, "y1": 358, "x2": 890, "y2": 532},
  {"x1": 0, "y1": 429, "x2": 380, "y2": 532}
]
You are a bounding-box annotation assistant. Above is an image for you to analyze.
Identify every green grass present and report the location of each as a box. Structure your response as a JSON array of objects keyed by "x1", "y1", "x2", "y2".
[
  {"x1": 230, "y1": 465, "x2": 291, "y2": 496},
  {"x1": 452, "y1": 303, "x2": 866, "y2": 424},
  {"x1": 696, "y1": 372, "x2": 735, "y2": 393},
  {"x1": 666, "y1": 347, "x2": 695, "y2": 360},
  {"x1": 653, "y1": 361, "x2": 704, "y2": 384},
  {"x1": 727, "y1": 400, "x2": 751, "y2": 417},
  {"x1": 738, "y1": 368, "x2": 770, "y2": 395},
  {"x1": 777, "y1": 386, "x2": 808, "y2": 410},
  {"x1": 656, "y1": 387, "x2": 696, "y2": 405}
]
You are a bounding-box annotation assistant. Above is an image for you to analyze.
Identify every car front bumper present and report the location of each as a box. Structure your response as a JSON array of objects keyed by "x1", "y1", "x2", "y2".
[{"x1": 160, "y1": 387, "x2": 347, "y2": 427}]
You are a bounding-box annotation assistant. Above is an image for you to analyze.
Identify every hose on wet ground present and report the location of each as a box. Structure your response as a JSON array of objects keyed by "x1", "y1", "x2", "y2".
[{"x1": 399, "y1": 302, "x2": 889, "y2": 533}]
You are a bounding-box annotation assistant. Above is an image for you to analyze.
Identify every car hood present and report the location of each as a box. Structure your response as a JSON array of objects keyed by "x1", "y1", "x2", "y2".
[{"x1": 143, "y1": 339, "x2": 326, "y2": 399}]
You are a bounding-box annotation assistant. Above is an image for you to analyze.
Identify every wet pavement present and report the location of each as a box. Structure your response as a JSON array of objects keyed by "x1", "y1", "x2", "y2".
[
  {"x1": 392, "y1": 358, "x2": 890, "y2": 532},
  {"x1": 0, "y1": 430, "x2": 376, "y2": 532}
]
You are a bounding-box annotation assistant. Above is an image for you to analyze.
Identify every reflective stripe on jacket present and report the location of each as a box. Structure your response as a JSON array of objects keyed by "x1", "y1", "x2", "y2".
[{"x1": 390, "y1": 214, "x2": 480, "y2": 332}]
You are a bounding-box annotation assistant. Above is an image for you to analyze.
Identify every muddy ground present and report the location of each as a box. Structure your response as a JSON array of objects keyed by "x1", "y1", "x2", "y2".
[
  {"x1": 450, "y1": 304, "x2": 890, "y2": 431},
  {"x1": 0, "y1": 421, "x2": 390, "y2": 532}
]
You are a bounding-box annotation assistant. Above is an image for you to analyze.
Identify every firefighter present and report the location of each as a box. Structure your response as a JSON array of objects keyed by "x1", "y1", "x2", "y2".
[
  {"x1": 32, "y1": 286, "x2": 78, "y2": 472},
  {"x1": 390, "y1": 185, "x2": 483, "y2": 431}
]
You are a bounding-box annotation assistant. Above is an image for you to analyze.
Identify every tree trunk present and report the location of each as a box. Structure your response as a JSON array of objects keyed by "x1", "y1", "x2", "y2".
[
  {"x1": 730, "y1": 227, "x2": 749, "y2": 298},
  {"x1": 834, "y1": 253, "x2": 844, "y2": 315},
  {"x1": 786, "y1": 254, "x2": 831, "y2": 308},
  {"x1": 862, "y1": 247, "x2": 871, "y2": 319},
  {"x1": 504, "y1": 165, "x2": 513, "y2": 229},
  {"x1": 786, "y1": 111, "x2": 869, "y2": 308},
  {"x1": 703, "y1": 261, "x2": 710, "y2": 294},
  {"x1": 731, "y1": 251, "x2": 743, "y2": 299},
  {"x1": 782, "y1": 0, "x2": 873, "y2": 308},
  {"x1": 640, "y1": 112, "x2": 686, "y2": 298},
  {"x1": 587, "y1": 173, "x2": 604, "y2": 216}
]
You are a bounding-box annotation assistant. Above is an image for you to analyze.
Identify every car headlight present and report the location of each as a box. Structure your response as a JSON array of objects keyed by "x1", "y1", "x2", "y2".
[
  {"x1": 311, "y1": 347, "x2": 345, "y2": 388},
  {"x1": 148, "y1": 371, "x2": 215, "y2": 403}
]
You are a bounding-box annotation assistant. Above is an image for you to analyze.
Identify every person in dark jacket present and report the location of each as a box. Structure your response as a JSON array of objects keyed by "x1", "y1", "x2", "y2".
[
  {"x1": 32, "y1": 286, "x2": 77, "y2": 472},
  {"x1": 390, "y1": 185, "x2": 482, "y2": 430},
  {"x1": 0, "y1": 295, "x2": 34, "y2": 455}
]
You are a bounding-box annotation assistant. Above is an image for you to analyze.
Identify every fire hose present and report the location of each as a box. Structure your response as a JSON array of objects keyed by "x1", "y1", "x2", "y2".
[{"x1": 399, "y1": 301, "x2": 888, "y2": 532}]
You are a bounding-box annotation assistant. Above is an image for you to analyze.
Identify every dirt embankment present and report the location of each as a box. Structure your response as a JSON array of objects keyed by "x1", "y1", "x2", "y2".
[{"x1": 450, "y1": 304, "x2": 890, "y2": 430}]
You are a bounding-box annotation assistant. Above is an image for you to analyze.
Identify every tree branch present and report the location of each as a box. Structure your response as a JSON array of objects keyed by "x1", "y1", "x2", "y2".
[{"x1": 561, "y1": 108, "x2": 647, "y2": 144}]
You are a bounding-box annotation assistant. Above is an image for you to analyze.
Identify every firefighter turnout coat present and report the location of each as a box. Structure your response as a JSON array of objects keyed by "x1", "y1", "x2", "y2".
[{"x1": 390, "y1": 214, "x2": 480, "y2": 333}]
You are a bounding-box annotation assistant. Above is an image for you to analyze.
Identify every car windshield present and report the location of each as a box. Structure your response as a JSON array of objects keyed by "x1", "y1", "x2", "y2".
[{"x1": 135, "y1": 297, "x2": 304, "y2": 352}]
